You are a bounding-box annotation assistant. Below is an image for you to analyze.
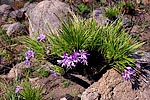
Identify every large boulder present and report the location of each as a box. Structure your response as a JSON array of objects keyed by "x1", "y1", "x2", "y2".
[
  {"x1": 27, "y1": 0, "x2": 70, "y2": 39},
  {"x1": 21, "y1": 1, "x2": 38, "y2": 14},
  {"x1": 81, "y1": 63, "x2": 150, "y2": 100}
]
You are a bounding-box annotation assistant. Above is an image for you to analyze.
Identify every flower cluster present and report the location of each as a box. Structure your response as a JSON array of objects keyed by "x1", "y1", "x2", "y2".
[
  {"x1": 37, "y1": 33, "x2": 46, "y2": 41},
  {"x1": 122, "y1": 66, "x2": 135, "y2": 80},
  {"x1": 57, "y1": 50, "x2": 90, "y2": 68},
  {"x1": 25, "y1": 49, "x2": 34, "y2": 68}
]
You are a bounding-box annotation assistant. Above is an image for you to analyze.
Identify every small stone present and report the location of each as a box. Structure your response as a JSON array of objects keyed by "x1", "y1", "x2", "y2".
[
  {"x1": 81, "y1": 88, "x2": 99, "y2": 100},
  {"x1": 142, "y1": 0, "x2": 150, "y2": 5},
  {"x1": 9, "y1": 10, "x2": 25, "y2": 21},
  {"x1": 2, "y1": 22, "x2": 27, "y2": 36},
  {"x1": 130, "y1": 25, "x2": 140, "y2": 33},
  {"x1": 6, "y1": 62, "x2": 25, "y2": 79},
  {"x1": 93, "y1": 7, "x2": 109, "y2": 25},
  {"x1": 60, "y1": 97, "x2": 67, "y2": 100},
  {"x1": 0, "y1": 4, "x2": 14, "y2": 14}
]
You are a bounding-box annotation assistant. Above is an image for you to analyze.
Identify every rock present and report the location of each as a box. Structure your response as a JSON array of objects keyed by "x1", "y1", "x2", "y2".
[
  {"x1": 81, "y1": 68, "x2": 150, "y2": 100},
  {"x1": 27, "y1": 0, "x2": 70, "y2": 39},
  {"x1": 6, "y1": 62, "x2": 25, "y2": 79},
  {"x1": 29, "y1": 77, "x2": 41, "y2": 88},
  {"x1": 60, "y1": 97, "x2": 67, "y2": 100},
  {"x1": 130, "y1": 25, "x2": 140, "y2": 33},
  {"x1": 141, "y1": 52, "x2": 150, "y2": 64},
  {"x1": 9, "y1": 10, "x2": 25, "y2": 21},
  {"x1": 93, "y1": 8, "x2": 109, "y2": 25},
  {"x1": 21, "y1": 1, "x2": 38, "y2": 13},
  {"x1": 60, "y1": 94, "x2": 81, "y2": 100},
  {"x1": 136, "y1": 0, "x2": 141, "y2": 4},
  {"x1": 0, "y1": 4, "x2": 13, "y2": 14},
  {"x1": 122, "y1": 15, "x2": 132, "y2": 25},
  {"x1": 2, "y1": 22, "x2": 27, "y2": 36},
  {"x1": 0, "y1": 4, "x2": 14, "y2": 22},
  {"x1": 81, "y1": 88, "x2": 99, "y2": 100},
  {"x1": 142, "y1": 0, "x2": 150, "y2": 5}
]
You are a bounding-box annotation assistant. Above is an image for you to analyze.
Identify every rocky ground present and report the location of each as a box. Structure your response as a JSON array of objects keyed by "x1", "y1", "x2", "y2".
[{"x1": 0, "y1": 0, "x2": 150, "y2": 100}]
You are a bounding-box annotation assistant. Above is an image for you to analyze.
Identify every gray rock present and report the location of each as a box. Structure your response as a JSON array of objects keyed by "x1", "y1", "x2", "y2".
[
  {"x1": 132, "y1": 51, "x2": 150, "y2": 64},
  {"x1": 93, "y1": 8, "x2": 109, "y2": 25},
  {"x1": 21, "y1": 1, "x2": 38, "y2": 13},
  {"x1": 81, "y1": 68, "x2": 150, "y2": 100},
  {"x1": 122, "y1": 16, "x2": 131, "y2": 25},
  {"x1": 142, "y1": 0, "x2": 150, "y2": 5},
  {"x1": 9, "y1": 10, "x2": 25, "y2": 20},
  {"x1": 2, "y1": 22, "x2": 27, "y2": 36},
  {"x1": 6, "y1": 62, "x2": 25, "y2": 79},
  {"x1": 60, "y1": 98, "x2": 67, "y2": 100},
  {"x1": 27, "y1": 0, "x2": 70, "y2": 39},
  {"x1": 141, "y1": 52, "x2": 150, "y2": 64},
  {"x1": 0, "y1": 4, "x2": 14, "y2": 22},
  {"x1": 0, "y1": 62, "x2": 25, "y2": 79},
  {"x1": 0, "y1": 4, "x2": 13, "y2": 14},
  {"x1": 81, "y1": 87, "x2": 99, "y2": 100}
]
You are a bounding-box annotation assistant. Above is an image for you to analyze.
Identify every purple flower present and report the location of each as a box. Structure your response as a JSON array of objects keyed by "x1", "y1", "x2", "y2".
[
  {"x1": 15, "y1": 86, "x2": 23, "y2": 93},
  {"x1": 37, "y1": 33, "x2": 46, "y2": 41},
  {"x1": 136, "y1": 63, "x2": 141, "y2": 69},
  {"x1": 126, "y1": 67, "x2": 135, "y2": 74},
  {"x1": 24, "y1": 49, "x2": 34, "y2": 68},
  {"x1": 57, "y1": 52, "x2": 70, "y2": 67},
  {"x1": 46, "y1": 66, "x2": 51, "y2": 70},
  {"x1": 51, "y1": 71, "x2": 57, "y2": 77},
  {"x1": 25, "y1": 60, "x2": 31, "y2": 68},
  {"x1": 58, "y1": 57, "x2": 73, "y2": 67},
  {"x1": 79, "y1": 50, "x2": 90, "y2": 65},
  {"x1": 61, "y1": 52, "x2": 69, "y2": 59},
  {"x1": 122, "y1": 66, "x2": 135, "y2": 80},
  {"x1": 45, "y1": 46, "x2": 50, "y2": 55},
  {"x1": 67, "y1": 56, "x2": 76, "y2": 67},
  {"x1": 122, "y1": 70, "x2": 131, "y2": 80},
  {"x1": 71, "y1": 51, "x2": 80, "y2": 63},
  {"x1": 25, "y1": 49, "x2": 34, "y2": 60}
]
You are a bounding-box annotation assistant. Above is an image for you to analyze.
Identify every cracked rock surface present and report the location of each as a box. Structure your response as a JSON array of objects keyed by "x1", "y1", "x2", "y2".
[{"x1": 81, "y1": 64, "x2": 150, "y2": 100}]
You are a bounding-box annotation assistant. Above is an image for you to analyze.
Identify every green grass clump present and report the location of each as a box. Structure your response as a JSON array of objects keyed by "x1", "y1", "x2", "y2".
[
  {"x1": 47, "y1": 14, "x2": 144, "y2": 71},
  {"x1": 46, "y1": 14, "x2": 98, "y2": 56},
  {"x1": 20, "y1": 36, "x2": 46, "y2": 60},
  {"x1": 0, "y1": 80, "x2": 19, "y2": 100},
  {"x1": 98, "y1": 20, "x2": 144, "y2": 71},
  {"x1": 76, "y1": 3, "x2": 89, "y2": 15},
  {"x1": 38, "y1": 68, "x2": 50, "y2": 77},
  {"x1": 20, "y1": 80, "x2": 42, "y2": 100},
  {"x1": 104, "y1": 6, "x2": 120, "y2": 20},
  {"x1": 125, "y1": 2, "x2": 136, "y2": 10},
  {"x1": 0, "y1": 79, "x2": 42, "y2": 100}
]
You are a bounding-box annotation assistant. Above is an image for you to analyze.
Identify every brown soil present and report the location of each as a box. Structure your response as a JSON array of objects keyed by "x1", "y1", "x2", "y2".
[{"x1": 37, "y1": 75, "x2": 87, "y2": 100}]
